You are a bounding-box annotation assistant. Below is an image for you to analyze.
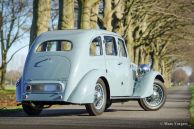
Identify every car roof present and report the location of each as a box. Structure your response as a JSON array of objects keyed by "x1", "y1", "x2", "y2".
[{"x1": 40, "y1": 29, "x2": 120, "y2": 39}]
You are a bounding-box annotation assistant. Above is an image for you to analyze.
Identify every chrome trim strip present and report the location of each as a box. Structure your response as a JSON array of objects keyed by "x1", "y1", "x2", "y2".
[{"x1": 110, "y1": 96, "x2": 140, "y2": 100}]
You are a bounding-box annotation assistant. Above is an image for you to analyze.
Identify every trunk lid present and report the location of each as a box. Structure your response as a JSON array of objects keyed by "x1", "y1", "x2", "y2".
[{"x1": 24, "y1": 54, "x2": 71, "y2": 81}]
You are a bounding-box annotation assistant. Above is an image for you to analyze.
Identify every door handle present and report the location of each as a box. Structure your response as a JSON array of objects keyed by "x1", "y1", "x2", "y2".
[{"x1": 118, "y1": 62, "x2": 123, "y2": 65}]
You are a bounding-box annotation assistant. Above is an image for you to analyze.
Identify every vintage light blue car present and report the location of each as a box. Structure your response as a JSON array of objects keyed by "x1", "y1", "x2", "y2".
[{"x1": 16, "y1": 29, "x2": 166, "y2": 116}]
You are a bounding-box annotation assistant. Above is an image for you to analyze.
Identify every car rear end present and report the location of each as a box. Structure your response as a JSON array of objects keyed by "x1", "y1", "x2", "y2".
[{"x1": 17, "y1": 31, "x2": 76, "y2": 104}]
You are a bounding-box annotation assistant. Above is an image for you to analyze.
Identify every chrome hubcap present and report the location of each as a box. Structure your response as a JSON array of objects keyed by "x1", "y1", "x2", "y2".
[
  {"x1": 143, "y1": 84, "x2": 164, "y2": 107},
  {"x1": 94, "y1": 83, "x2": 104, "y2": 110}
]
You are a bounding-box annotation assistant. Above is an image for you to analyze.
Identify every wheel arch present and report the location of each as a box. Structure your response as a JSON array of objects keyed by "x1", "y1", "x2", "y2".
[
  {"x1": 133, "y1": 71, "x2": 164, "y2": 98},
  {"x1": 155, "y1": 75, "x2": 164, "y2": 83},
  {"x1": 67, "y1": 69, "x2": 106, "y2": 104}
]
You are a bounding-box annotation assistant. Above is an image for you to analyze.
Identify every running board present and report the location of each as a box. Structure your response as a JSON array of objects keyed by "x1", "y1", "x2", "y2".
[{"x1": 110, "y1": 96, "x2": 140, "y2": 101}]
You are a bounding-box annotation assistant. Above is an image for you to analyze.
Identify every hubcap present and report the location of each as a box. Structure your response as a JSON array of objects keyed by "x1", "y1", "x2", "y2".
[
  {"x1": 94, "y1": 83, "x2": 104, "y2": 110},
  {"x1": 143, "y1": 84, "x2": 164, "y2": 107}
]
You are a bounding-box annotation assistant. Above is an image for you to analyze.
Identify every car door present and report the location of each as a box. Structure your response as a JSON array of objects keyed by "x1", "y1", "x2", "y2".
[
  {"x1": 103, "y1": 36, "x2": 129, "y2": 96},
  {"x1": 117, "y1": 38, "x2": 134, "y2": 96}
]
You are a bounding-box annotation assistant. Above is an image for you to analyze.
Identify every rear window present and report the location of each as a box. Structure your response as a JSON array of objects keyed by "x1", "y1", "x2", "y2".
[{"x1": 36, "y1": 40, "x2": 72, "y2": 52}]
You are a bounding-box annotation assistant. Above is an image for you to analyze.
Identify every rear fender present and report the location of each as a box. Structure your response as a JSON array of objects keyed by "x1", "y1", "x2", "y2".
[
  {"x1": 133, "y1": 71, "x2": 164, "y2": 98},
  {"x1": 16, "y1": 78, "x2": 22, "y2": 102},
  {"x1": 67, "y1": 69, "x2": 106, "y2": 104}
]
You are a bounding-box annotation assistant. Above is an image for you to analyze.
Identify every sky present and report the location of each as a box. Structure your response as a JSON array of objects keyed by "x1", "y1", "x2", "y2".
[
  {"x1": 182, "y1": 66, "x2": 192, "y2": 76},
  {"x1": 6, "y1": 37, "x2": 29, "y2": 72}
]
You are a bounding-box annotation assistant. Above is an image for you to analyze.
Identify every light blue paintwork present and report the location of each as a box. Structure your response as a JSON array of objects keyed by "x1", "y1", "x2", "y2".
[
  {"x1": 16, "y1": 29, "x2": 164, "y2": 104},
  {"x1": 133, "y1": 71, "x2": 162, "y2": 98},
  {"x1": 67, "y1": 69, "x2": 106, "y2": 103}
]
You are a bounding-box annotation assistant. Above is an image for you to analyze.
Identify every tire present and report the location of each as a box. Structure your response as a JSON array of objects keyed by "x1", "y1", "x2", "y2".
[
  {"x1": 138, "y1": 79, "x2": 166, "y2": 111},
  {"x1": 105, "y1": 101, "x2": 112, "y2": 110},
  {"x1": 22, "y1": 102, "x2": 43, "y2": 116},
  {"x1": 85, "y1": 78, "x2": 107, "y2": 116}
]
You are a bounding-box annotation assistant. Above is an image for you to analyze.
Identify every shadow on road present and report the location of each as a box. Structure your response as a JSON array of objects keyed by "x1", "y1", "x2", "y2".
[
  {"x1": 0, "y1": 107, "x2": 144, "y2": 117},
  {"x1": 0, "y1": 109, "x2": 87, "y2": 117}
]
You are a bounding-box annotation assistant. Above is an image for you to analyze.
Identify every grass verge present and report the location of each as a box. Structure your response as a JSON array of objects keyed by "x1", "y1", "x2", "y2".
[
  {"x1": 0, "y1": 85, "x2": 17, "y2": 108},
  {"x1": 189, "y1": 86, "x2": 194, "y2": 126},
  {"x1": 0, "y1": 85, "x2": 15, "y2": 94},
  {"x1": 0, "y1": 86, "x2": 22, "y2": 115}
]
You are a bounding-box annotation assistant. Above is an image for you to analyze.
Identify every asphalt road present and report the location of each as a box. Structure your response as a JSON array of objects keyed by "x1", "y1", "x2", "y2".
[{"x1": 0, "y1": 86, "x2": 192, "y2": 129}]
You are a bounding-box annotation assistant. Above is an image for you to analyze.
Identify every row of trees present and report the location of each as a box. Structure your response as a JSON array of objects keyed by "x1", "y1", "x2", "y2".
[
  {"x1": 30, "y1": 0, "x2": 194, "y2": 87},
  {"x1": 0, "y1": 0, "x2": 194, "y2": 89}
]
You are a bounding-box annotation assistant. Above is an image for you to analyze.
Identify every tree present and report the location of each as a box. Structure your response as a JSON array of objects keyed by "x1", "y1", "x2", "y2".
[
  {"x1": 90, "y1": 0, "x2": 99, "y2": 29},
  {"x1": 190, "y1": 71, "x2": 194, "y2": 83},
  {"x1": 79, "y1": 0, "x2": 99, "y2": 29},
  {"x1": 29, "y1": 0, "x2": 51, "y2": 46},
  {"x1": 5, "y1": 70, "x2": 21, "y2": 85},
  {"x1": 172, "y1": 68, "x2": 189, "y2": 85},
  {"x1": 58, "y1": 0, "x2": 74, "y2": 29},
  {"x1": 119, "y1": 0, "x2": 194, "y2": 87},
  {"x1": 0, "y1": 0, "x2": 30, "y2": 89}
]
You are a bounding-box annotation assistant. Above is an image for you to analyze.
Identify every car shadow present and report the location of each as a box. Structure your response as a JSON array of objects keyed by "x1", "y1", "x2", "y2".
[
  {"x1": 0, "y1": 108, "x2": 88, "y2": 117},
  {"x1": 105, "y1": 109, "x2": 143, "y2": 112},
  {"x1": 0, "y1": 108, "x2": 144, "y2": 117}
]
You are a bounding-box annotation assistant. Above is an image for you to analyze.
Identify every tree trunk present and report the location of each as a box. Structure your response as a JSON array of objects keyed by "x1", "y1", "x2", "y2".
[
  {"x1": 0, "y1": 52, "x2": 7, "y2": 90},
  {"x1": 0, "y1": 1, "x2": 5, "y2": 90},
  {"x1": 134, "y1": 47, "x2": 139, "y2": 65},
  {"x1": 164, "y1": 67, "x2": 171, "y2": 88},
  {"x1": 80, "y1": 0, "x2": 98, "y2": 29},
  {"x1": 152, "y1": 55, "x2": 159, "y2": 71},
  {"x1": 90, "y1": 0, "x2": 99, "y2": 29},
  {"x1": 30, "y1": 0, "x2": 51, "y2": 46},
  {"x1": 139, "y1": 47, "x2": 148, "y2": 64},
  {"x1": 125, "y1": 25, "x2": 134, "y2": 61},
  {"x1": 58, "y1": 0, "x2": 74, "y2": 29},
  {"x1": 126, "y1": 41, "x2": 134, "y2": 62},
  {"x1": 103, "y1": 0, "x2": 112, "y2": 31},
  {"x1": 0, "y1": 66, "x2": 6, "y2": 90},
  {"x1": 124, "y1": 1, "x2": 135, "y2": 62},
  {"x1": 80, "y1": 0, "x2": 90, "y2": 29},
  {"x1": 113, "y1": 0, "x2": 124, "y2": 35}
]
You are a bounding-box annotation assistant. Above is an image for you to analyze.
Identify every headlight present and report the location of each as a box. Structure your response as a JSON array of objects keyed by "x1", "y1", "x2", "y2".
[{"x1": 138, "y1": 64, "x2": 151, "y2": 76}]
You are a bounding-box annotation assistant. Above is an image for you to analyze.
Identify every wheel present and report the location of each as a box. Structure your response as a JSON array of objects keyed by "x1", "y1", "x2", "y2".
[
  {"x1": 22, "y1": 102, "x2": 43, "y2": 116},
  {"x1": 105, "y1": 101, "x2": 112, "y2": 110},
  {"x1": 138, "y1": 79, "x2": 166, "y2": 111},
  {"x1": 85, "y1": 78, "x2": 107, "y2": 116}
]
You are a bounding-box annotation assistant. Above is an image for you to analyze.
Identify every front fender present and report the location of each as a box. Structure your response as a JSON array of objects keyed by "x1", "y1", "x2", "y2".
[
  {"x1": 133, "y1": 71, "x2": 164, "y2": 98},
  {"x1": 67, "y1": 69, "x2": 106, "y2": 104}
]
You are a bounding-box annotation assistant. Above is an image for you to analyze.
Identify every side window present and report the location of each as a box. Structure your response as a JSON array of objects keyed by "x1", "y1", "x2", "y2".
[
  {"x1": 118, "y1": 39, "x2": 127, "y2": 57},
  {"x1": 90, "y1": 36, "x2": 103, "y2": 56},
  {"x1": 104, "y1": 36, "x2": 117, "y2": 56}
]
